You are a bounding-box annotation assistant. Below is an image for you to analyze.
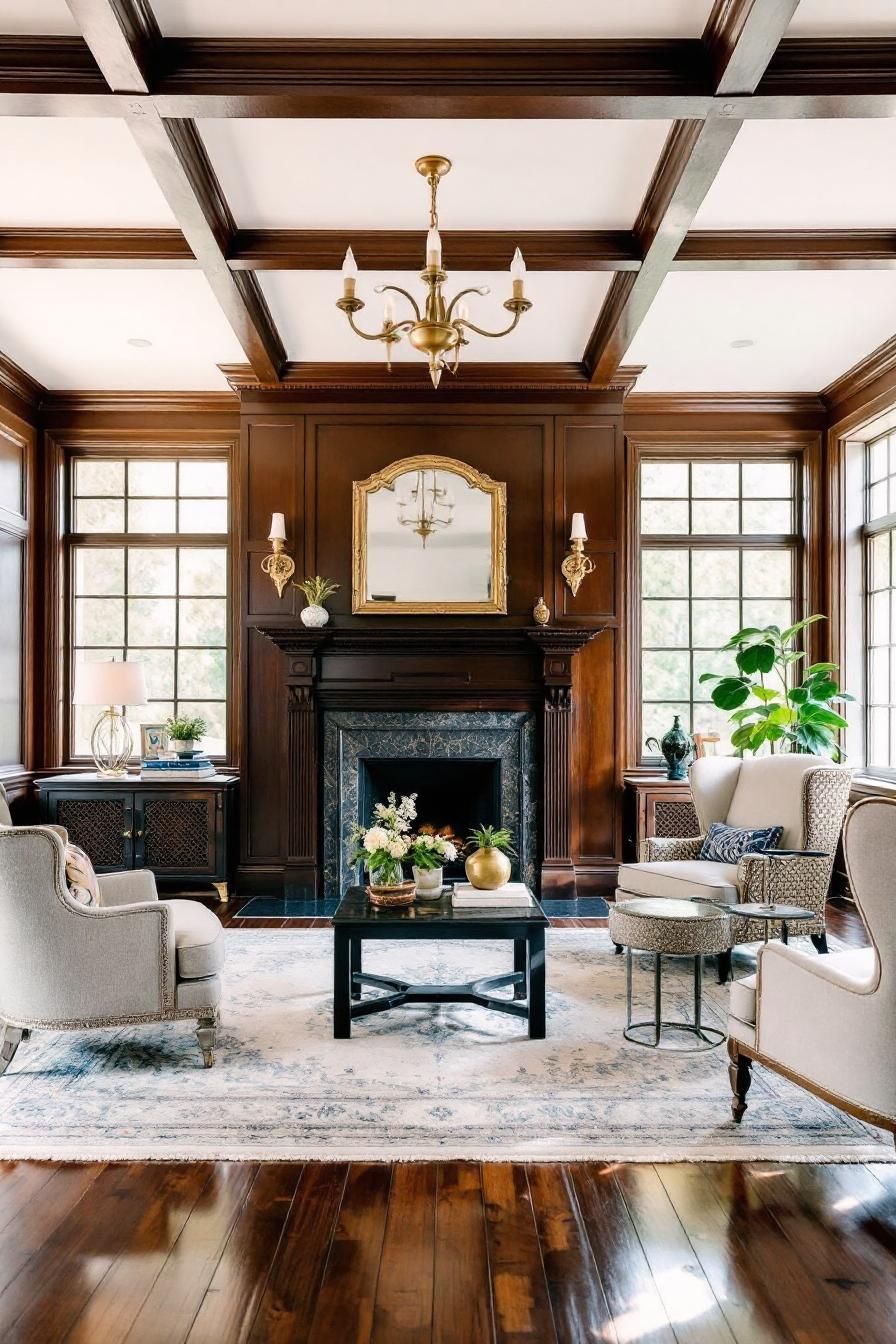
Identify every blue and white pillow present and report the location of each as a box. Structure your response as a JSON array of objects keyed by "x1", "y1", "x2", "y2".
[{"x1": 698, "y1": 822, "x2": 783, "y2": 864}]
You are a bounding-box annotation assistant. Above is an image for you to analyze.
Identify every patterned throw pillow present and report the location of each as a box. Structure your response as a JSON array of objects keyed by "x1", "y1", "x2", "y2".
[
  {"x1": 698, "y1": 822, "x2": 783, "y2": 864},
  {"x1": 64, "y1": 843, "x2": 100, "y2": 906}
]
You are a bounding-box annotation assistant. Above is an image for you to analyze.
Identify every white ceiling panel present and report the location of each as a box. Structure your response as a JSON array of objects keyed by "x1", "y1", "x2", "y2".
[
  {"x1": 789, "y1": 0, "x2": 896, "y2": 35},
  {"x1": 0, "y1": 271, "x2": 243, "y2": 389},
  {"x1": 628, "y1": 272, "x2": 896, "y2": 392},
  {"x1": 0, "y1": 119, "x2": 177, "y2": 227},
  {"x1": 258, "y1": 270, "x2": 612, "y2": 363},
  {"x1": 198, "y1": 119, "x2": 671, "y2": 231},
  {"x1": 694, "y1": 121, "x2": 896, "y2": 229},
  {"x1": 153, "y1": 0, "x2": 708, "y2": 38},
  {"x1": 0, "y1": 1, "x2": 78, "y2": 33}
]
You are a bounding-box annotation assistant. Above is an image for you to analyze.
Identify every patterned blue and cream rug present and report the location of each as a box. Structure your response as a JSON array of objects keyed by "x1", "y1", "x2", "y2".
[{"x1": 0, "y1": 929, "x2": 890, "y2": 1162}]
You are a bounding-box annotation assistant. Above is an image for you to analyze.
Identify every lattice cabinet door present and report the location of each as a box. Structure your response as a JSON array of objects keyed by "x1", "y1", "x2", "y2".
[
  {"x1": 49, "y1": 791, "x2": 134, "y2": 871},
  {"x1": 646, "y1": 794, "x2": 700, "y2": 839},
  {"x1": 623, "y1": 777, "x2": 701, "y2": 862},
  {"x1": 136, "y1": 792, "x2": 216, "y2": 875}
]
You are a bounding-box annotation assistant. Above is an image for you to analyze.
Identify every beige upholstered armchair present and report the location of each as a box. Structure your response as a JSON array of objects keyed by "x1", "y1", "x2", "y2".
[
  {"x1": 616, "y1": 755, "x2": 852, "y2": 977},
  {"x1": 728, "y1": 796, "x2": 896, "y2": 1145},
  {"x1": 0, "y1": 823, "x2": 224, "y2": 1074}
]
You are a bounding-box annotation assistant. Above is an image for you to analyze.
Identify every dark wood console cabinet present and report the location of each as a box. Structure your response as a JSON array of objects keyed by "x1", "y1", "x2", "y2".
[
  {"x1": 36, "y1": 773, "x2": 238, "y2": 901},
  {"x1": 623, "y1": 774, "x2": 701, "y2": 862}
]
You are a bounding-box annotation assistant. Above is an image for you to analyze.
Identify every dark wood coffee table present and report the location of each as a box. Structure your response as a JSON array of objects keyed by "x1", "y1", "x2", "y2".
[{"x1": 332, "y1": 886, "x2": 549, "y2": 1039}]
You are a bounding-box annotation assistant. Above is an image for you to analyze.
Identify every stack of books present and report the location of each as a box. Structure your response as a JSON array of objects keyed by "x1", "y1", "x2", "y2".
[
  {"x1": 451, "y1": 882, "x2": 534, "y2": 909},
  {"x1": 140, "y1": 755, "x2": 216, "y2": 782}
]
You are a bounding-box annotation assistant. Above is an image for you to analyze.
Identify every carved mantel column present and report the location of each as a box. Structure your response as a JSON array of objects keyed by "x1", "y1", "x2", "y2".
[
  {"x1": 258, "y1": 627, "x2": 330, "y2": 890},
  {"x1": 526, "y1": 626, "x2": 601, "y2": 893}
]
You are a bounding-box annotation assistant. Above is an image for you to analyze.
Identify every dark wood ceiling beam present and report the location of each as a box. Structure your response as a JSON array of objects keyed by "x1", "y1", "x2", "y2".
[
  {"x1": 228, "y1": 230, "x2": 641, "y2": 272},
  {"x1": 63, "y1": 2, "x2": 286, "y2": 383},
  {"x1": 675, "y1": 230, "x2": 896, "y2": 269},
  {"x1": 584, "y1": 0, "x2": 801, "y2": 387},
  {"x1": 0, "y1": 228, "x2": 195, "y2": 267},
  {"x1": 4, "y1": 36, "x2": 896, "y2": 118},
  {"x1": 4, "y1": 228, "x2": 895, "y2": 272}
]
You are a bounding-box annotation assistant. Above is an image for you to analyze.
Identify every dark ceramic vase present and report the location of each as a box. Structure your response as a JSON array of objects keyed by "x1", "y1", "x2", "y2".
[{"x1": 645, "y1": 715, "x2": 694, "y2": 781}]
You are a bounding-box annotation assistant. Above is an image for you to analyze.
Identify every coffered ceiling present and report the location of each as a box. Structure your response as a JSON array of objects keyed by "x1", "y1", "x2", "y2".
[{"x1": 0, "y1": 0, "x2": 894, "y2": 393}]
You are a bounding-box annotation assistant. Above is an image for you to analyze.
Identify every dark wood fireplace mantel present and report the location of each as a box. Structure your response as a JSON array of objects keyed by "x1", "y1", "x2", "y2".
[{"x1": 258, "y1": 623, "x2": 601, "y2": 897}]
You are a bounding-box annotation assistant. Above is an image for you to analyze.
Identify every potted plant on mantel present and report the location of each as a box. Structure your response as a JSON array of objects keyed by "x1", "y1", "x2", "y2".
[
  {"x1": 164, "y1": 714, "x2": 207, "y2": 758},
  {"x1": 465, "y1": 824, "x2": 516, "y2": 890},
  {"x1": 293, "y1": 575, "x2": 339, "y2": 628},
  {"x1": 699, "y1": 615, "x2": 852, "y2": 757}
]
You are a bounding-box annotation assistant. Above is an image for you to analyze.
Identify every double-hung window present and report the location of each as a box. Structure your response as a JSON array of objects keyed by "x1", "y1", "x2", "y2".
[
  {"x1": 639, "y1": 454, "x2": 800, "y2": 759},
  {"x1": 68, "y1": 453, "x2": 230, "y2": 760},
  {"x1": 864, "y1": 428, "x2": 896, "y2": 771}
]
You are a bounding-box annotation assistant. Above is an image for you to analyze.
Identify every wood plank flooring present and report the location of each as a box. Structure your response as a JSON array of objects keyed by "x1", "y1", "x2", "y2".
[{"x1": 0, "y1": 897, "x2": 892, "y2": 1343}]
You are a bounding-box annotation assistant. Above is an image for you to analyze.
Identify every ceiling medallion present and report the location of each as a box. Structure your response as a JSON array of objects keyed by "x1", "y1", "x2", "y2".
[{"x1": 337, "y1": 155, "x2": 532, "y2": 389}]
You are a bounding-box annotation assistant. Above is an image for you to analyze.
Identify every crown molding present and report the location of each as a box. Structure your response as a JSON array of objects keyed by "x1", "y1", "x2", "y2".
[
  {"x1": 821, "y1": 336, "x2": 896, "y2": 417},
  {"x1": 0, "y1": 353, "x2": 45, "y2": 414},
  {"x1": 41, "y1": 389, "x2": 238, "y2": 414},
  {"x1": 220, "y1": 361, "x2": 645, "y2": 396},
  {"x1": 625, "y1": 391, "x2": 826, "y2": 417}
]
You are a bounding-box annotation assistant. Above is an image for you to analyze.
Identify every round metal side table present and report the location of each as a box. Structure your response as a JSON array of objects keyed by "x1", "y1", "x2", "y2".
[{"x1": 608, "y1": 897, "x2": 730, "y2": 1052}]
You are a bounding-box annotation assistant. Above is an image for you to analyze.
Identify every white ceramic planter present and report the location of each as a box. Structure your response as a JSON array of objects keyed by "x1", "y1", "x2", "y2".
[
  {"x1": 172, "y1": 738, "x2": 198, "y2": 757},
  {"x1": 300, "y1": 604, "x2": 330, "y2": 628},
  {"x1": 412, "y1": 865, "x2": 444, "y2": 899}
]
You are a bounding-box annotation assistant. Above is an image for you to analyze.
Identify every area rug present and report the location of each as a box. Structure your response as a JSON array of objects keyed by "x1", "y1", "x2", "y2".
[{"x1": 0, "y1": 929, "x2": 890, "y2": 1162}]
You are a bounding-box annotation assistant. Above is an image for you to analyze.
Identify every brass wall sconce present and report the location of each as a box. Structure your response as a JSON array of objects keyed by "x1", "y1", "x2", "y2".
[
  {"x1": 561, "y1": 513, "x2": 595, "y2": 597},
  {"x1": 261, "y1": 512, "x2": 296, "y2": 598}
]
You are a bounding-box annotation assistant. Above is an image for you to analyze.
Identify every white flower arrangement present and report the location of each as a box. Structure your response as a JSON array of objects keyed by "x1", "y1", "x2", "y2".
[
  {"x1": 350, "y1": 793, "x2": 418, "y2": 885},
  {"x1": 408, "y1": 830, "x2": 458, "y2": 871}
]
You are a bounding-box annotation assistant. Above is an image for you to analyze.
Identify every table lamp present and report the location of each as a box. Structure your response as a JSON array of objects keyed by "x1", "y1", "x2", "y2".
[{"x1": 72, "y1": 660, "x2": 147, "y2": 777}]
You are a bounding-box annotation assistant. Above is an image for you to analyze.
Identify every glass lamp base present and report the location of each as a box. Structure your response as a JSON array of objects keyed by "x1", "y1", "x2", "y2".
[{"x1": 90, "y1": 707, "x2": 133, "y2": 777}]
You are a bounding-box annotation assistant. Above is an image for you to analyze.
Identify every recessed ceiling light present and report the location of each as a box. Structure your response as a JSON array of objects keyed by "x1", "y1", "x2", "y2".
[
  {"x1": 730, "y1": 338, "x2": 755, "y2": 349},
  {"x1": 127, "y1": 337, "x2": 152, "y2": 349}
]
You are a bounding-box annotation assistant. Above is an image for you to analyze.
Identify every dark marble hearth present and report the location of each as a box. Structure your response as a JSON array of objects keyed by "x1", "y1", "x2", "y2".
[{"x1": 238, "y1": 893, "x2": 340, "y2": 919}]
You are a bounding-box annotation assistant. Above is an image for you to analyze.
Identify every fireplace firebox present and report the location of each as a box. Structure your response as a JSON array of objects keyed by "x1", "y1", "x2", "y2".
[{"x1": 360, "y1": 757, "x2": 502, "y2": 880}]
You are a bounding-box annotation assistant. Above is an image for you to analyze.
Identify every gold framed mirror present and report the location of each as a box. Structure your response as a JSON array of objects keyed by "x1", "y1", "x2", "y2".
[{"x1": 352, "y1": 455, "x2": 507, "y2": 615}]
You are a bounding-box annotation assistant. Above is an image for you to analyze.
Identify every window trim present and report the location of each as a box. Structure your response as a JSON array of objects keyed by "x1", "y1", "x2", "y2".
[
  {"x1": 62, "y1": 444, "x2": 236, "y2": 767},
  {"x1": 862, "y1": 427, "x2": 896, "y2": 779},
  {"x1": 626, "y1": 436, "x2": 815, "y2": 772}
]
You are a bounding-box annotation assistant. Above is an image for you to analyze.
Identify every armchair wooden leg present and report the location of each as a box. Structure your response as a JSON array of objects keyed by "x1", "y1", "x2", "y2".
[
  {"x1": 717, "y1": 949, "x2": 732, "y2": 984},
  {"x1": 614, "y1": 943, "x2": 624, "y2": 955},
  {"x1": 810, "y1": 932, "x2": 829, "y2": 955},
  {"x1": 196, "y1": 1014, "x2": 217, "y2": 1069},
  {"x1": 728, "y1": 1039, "x2": 752, "y2": 1123},
  {"x1": 0, "y1": 1025, "x2": 24, "y2": 1078}
]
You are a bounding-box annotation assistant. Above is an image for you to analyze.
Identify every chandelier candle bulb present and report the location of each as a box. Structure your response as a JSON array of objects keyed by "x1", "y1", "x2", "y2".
[
  {"x1": 510, "y1": 247, "x2": 527, "y2": 299},
  {"x1": 341, "y1": 246, "x2": 358, "y2": 298},
  {"x1": 383, "y1": 295, "x2": 396, "y2": 326},
  {"x1": 425, "y1": 226, "x2": 442, "y2": 270}
]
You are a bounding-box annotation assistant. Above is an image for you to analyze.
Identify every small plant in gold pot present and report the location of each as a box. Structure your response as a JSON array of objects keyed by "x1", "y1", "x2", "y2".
[{"x1": 464, "y1": 824, "x2": 515, "y2": 891}]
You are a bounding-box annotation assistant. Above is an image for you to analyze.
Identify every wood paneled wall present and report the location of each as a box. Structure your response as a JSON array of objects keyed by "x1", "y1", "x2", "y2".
[{"x1": 239, "y1": 394, "x2": 625, "y2": 892}]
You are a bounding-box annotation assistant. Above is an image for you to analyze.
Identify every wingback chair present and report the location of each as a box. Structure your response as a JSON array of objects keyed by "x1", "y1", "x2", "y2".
[
  {"x1": 616, "y1": 755, "x2": 852, "y2": 976},
  {"x1": 727, "y1": 796, "x2": 896, "y2": 1146},
  {"x1": 0, "y1": 823, "x2": 224, "y2": 1073}
]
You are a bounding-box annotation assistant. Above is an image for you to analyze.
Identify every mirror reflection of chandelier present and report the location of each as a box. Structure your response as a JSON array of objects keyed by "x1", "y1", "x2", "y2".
[{"x1": 397, "y1": 470, "x2": 455, "y2": 546}]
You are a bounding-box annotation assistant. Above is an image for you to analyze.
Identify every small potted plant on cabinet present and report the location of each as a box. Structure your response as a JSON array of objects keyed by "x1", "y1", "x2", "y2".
[{"x1": 164, "y1": 714, "x2": 207, "y2": 758}]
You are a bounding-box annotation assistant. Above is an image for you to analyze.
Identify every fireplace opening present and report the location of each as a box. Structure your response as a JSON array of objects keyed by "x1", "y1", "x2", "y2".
[{"x1": 359, "y1": 756, "x2": 503, "y2": 880}]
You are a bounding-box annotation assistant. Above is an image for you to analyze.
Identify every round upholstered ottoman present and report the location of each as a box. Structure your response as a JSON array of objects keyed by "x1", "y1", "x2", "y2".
[{"x1": 608, "y1": 897, "x2": 731, "y2": 1052}]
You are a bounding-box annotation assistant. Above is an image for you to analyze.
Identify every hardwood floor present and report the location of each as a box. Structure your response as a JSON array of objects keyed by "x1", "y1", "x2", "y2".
[{"x1": 1, "y1": 897, "x2": 892, "y2": 1344}]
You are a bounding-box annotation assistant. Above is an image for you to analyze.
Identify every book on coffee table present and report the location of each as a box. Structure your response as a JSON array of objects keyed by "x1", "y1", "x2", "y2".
[{"x1": 451, "y1": 882, "x2": 534, "y2": 908}]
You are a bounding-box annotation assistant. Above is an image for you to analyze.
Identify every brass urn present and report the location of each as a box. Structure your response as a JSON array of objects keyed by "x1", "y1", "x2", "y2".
[{"x1": 465, "y1": 846, "x2": 512, "y2": 890}]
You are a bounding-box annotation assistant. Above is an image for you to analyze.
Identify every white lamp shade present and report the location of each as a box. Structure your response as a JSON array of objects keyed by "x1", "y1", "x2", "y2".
[
  {"x1": 268, "y1": 511, "x2": 287, "y2": 542},
  {"x1": 73, "y1": 660, "x2": 147, "y2": 707},
  {"x1": 569, "y1": 512, "x2": 588, "y2": 541}
]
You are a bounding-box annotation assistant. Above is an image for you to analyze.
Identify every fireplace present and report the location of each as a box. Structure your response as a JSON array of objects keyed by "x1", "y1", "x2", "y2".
[
  {"x1": 360, "y1": 756, "x2": 501, "y2": 880},
  {"x1": 322, "y1": 710, "x2": 537, "y2": 897}
]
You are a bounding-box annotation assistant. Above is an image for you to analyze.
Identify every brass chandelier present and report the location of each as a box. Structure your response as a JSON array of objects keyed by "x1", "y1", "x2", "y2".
[
  {"x1": 336, "y1": 155, "x2": 532, "y2": 388},
  {"x1": 397, "y1": 468, "x2": 455, "y2": 546}
]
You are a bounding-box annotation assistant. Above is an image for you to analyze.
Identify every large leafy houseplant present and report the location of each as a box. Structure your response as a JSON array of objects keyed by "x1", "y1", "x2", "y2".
[{"x1": 699, "y1": 615, "x2": 852, "y2": 759}]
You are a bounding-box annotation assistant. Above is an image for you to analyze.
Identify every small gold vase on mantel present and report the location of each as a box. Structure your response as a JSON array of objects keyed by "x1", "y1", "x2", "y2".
[
  {"x1": 465, "y1": 847, "x2": 512, "y2": 891},
  {"x1": 533, "y1": 596, "x2": 550, "y2": 625}
]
